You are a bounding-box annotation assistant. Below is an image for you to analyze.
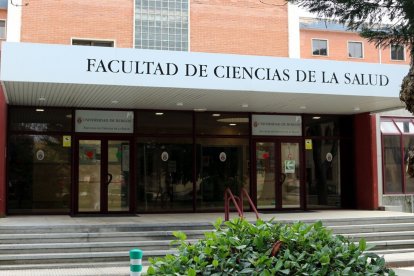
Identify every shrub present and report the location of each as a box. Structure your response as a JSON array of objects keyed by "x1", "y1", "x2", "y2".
[{"x1": 147, "y1": 218, "x2": 394, "y2": 275}]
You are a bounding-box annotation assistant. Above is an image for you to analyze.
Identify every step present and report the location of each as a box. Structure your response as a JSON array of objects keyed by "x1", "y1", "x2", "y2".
[
  {"x1": 344, "y1": 230, "x2": 414, "y2": 242},
  {"x1": 0, "y1": 229, "x2": 207, "y2": 244},
  {"x1": 384, "y1": 252, "x2": 414, "y2": 268},
  {"x1": 285, "y1": 216, "x2": 414, "y2": 227},
  {"x1": 370, "y1": 248, "x2": 414, "y2": 255},
  {"x1": 2, "y1": 216, "x2": 414, "y2": 269},
  {"x1": 0, "y1": 239, "x2": 198, "y2": 254},
  {"x1": 367, "y1": 239, "x2": 414, "y2": 251},
  {"x1": 0, "y1": 222, "x2": 214, "y2": 234},
  {"x1": 0, "y1": 249, "x2": 178, "y2": 265},
  {"x1": 329, "y1": 222, "x2": 414, "y2": 234},
  {"x1": 0, "y1": 261, "x2": 135, "y2": 271}
]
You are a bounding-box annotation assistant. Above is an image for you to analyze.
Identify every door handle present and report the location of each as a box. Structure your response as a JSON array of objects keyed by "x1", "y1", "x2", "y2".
[
  {"x1": 280, "y1": 173, "x2": 286, "y2": 185},
  {"x1": 107, "y1": 173, "x2": 113, "y2": 186}
]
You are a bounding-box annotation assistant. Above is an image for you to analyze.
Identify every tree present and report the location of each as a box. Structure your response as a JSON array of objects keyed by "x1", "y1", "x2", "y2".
[{"x1": 286, "y1": 0, "x2": 414, "y2": 113}]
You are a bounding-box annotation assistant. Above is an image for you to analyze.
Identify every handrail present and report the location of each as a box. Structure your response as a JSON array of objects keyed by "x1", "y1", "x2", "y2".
[
  {"x1": 240, "y1": 188, "x2": 260, "y2": 220},
  {"x1": 224, "y1": 187, "x2": 260, "y2": 221},
  {"x1": 224, "y1": 188, "x2": 243, "y2": 221}
]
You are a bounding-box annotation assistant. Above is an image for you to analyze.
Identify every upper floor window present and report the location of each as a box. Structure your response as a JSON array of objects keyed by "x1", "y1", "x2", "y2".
[
  {"x1": 312, "y1": 39, "x2": 328, "y2": 56},
  {"x1": 348, "y1": 41, "x2": 363, "y2": 58},
  {"x1": 135, "y1": 0, "x2": 189, "y2": 51},
  {"x1": 72, "y1": 39, "x2": 114, "y2": 47},
  {"x1": 391, "y1": 44, "x2": 405, "y2": 61},
  {"x1": 0, "y1": 20, "x2": 6, "y2": 39}
]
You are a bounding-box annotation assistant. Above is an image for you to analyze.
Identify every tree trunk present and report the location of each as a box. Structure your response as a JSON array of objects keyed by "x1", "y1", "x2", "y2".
[{"x1": 400, "y1": 45, "x2": 414, "y2": 113}]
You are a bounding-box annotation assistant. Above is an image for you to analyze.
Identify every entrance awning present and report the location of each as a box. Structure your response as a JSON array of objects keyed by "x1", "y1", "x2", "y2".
[{"x1": 1, "y1": 42, "x2": 409, "y2": 114}]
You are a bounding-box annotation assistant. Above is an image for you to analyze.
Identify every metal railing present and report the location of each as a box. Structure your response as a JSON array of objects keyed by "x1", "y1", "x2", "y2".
[{"x1": 224, "y1": 188, "x2": 260, "y2": 221}]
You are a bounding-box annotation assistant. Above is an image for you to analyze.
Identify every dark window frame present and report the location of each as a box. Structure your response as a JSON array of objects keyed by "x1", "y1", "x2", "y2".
[
  {"x1": 72, "y1": 39, "x2": 115, "y2": 47},
  {"x1": 391, "y1": 44, "x2": 405, "y2": 61},
  {"x1": 312, "y1": 39, "x2": 328, "y2": 56},
  {"x1": 0, "y1": 20, "x2": 6, "y2": 39},
  {"x1": 381, "y1": 117, "x2": 414, "y2": 195},
  {"x1": 348, "y1": 41, "x2": 364, "y2": 59}
]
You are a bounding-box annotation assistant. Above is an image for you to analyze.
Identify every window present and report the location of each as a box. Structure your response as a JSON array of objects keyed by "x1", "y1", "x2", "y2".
[
  {"x1": 135, "y1": 0, "x2": 189, "y2": 51},
  {"x1": 8, "y1": 135, "x2": 72, "y2": 214},
  {"x1": 0, "y1": 20, "x2": 5, "y2": 39},
  {"x1": 348, "y1": 41, "x2": 363, "y2": 58},
  {"x1": 72, "y1": 39, "x2": 114, "y2": 47},
  {"x1": 312, "y1": 39, "x2": 328, "y2": 56},
  {"x1": 381, "y1": 118, "x2": 414, "y2": 194},
  {"x1": 391, "y1": 44, "x2": 405, "y2": 61}
]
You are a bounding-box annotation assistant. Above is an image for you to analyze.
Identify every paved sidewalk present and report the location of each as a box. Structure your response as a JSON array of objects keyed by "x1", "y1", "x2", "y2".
[{"x1": 0, "y1": 210, "x2": 412, "y2": 227}]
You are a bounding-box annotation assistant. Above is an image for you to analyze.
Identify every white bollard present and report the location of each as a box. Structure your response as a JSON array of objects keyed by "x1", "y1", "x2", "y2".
[{"x1": 129, "y1": 248, "x2": 143, "y2": 276}]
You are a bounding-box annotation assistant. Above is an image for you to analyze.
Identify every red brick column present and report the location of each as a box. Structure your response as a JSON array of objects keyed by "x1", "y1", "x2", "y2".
[
  {"x1": 354, "y1": 113, "x2": 378, "y2": 210},
  {"x1": 0, "y1": 86, "x2": 6, "y2": 216}
]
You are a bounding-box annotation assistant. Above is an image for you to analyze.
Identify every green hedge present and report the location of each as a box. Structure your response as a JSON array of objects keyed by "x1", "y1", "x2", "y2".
[{"x1": 148, "y1": 218, "x2": 394, "y2": 275}]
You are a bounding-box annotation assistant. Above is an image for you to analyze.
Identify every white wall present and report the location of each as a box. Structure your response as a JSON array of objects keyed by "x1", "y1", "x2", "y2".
[
  {"x1": 288, "y1": 3, "x2": 300, "y2": 58},
  {"x1": 6, "y1": 0, "x2": 23, "y2": 42}
]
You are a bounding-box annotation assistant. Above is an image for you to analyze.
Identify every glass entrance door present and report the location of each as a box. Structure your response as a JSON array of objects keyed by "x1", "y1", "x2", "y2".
[
  {"x1": 255, "y1": 140, "x2": 302, "y2": 209},
  {"x1": 77, "y1": 139, "x2": 131, "y2": 214}
]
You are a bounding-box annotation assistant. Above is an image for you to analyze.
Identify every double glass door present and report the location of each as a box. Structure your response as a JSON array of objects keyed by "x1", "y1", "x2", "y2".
[
  {"x1": 76, "y1": 138, "x2": 131, "y2": 214},
  {"x1": 255, "y1": 140, "x2": 302, "y2": 209}
]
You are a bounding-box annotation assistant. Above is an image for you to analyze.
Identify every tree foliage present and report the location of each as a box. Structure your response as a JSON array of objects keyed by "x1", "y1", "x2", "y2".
[{"x1": 286, "y1": 0, "x2": 414, "y2": 113}]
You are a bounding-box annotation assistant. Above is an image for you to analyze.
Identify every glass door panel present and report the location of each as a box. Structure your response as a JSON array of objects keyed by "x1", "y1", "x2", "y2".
[
  {"x1": 256, "y1": 142, "x2": 276, "y2": 209},
  {"x1": 107, "y1": 141, "x2": 130, "y2": 212},
  {"x1": 255, "y1": 140, "x2": 302, "y2": 210},
  {"x1": 280, "y1": 142, "x2": 300, "y2": 208},
  {"x1": 136, "y1": 137, "x2": 193, "y2": 212},
  {"x1": 78, "y1": 140, "x2": 101, "y2": 212}
]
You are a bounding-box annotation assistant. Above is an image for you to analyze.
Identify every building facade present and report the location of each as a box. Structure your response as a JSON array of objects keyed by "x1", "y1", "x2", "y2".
[{"x1": 0, "y1": 0, "x2": 410, "y2": 216}]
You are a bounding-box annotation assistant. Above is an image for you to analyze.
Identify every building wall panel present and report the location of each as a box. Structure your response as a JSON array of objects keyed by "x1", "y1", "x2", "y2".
[
  {"x1": 190, "y1": 0, "x2": 289, "y2": 56},
  {"x1": 20, "y1": 0, "x2": 133, "y2": 47},
  {"x1": 300, "y1": 29, "x2": 411, "y2": 65}
]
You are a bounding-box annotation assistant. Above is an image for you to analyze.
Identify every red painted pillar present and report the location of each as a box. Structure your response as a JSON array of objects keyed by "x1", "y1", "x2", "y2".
[
  {"x1": 0, "y1": 86, "x2": 6, "y2": 217},
  {"x1": 354, "y1": 113, "x2": 378, "y2": 210}
]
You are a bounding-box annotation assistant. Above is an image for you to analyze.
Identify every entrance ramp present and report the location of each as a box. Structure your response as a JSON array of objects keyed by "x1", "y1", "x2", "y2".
[{"x1": 0, "y1": 210, "x2": 414, "y2": 271}]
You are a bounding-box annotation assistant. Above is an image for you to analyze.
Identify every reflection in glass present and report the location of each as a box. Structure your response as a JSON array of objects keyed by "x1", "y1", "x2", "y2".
[
  {"x1": 8, "y1": 135, "x2": 71, "y2": 213},
  {"x1": 304, "y1": 116, "x2": 339, "y2": 137},
  {"x1": 281, "y1": 143, "x2": 300, "y2": 208},
  {"x1": 306, "y1": 139, "x2": 341, "y2": 208},
  {"x1": 108, "y1": 141, "x2": 130, "y2": 211},
  {"x1": 396, "y1": 121, "x2": 414, "y2": 134},
  {"x1": 9, "y1": 108, "x2": 72, "y2": 132},
  {"x1": 404, "y1": 136, "x2": 414, "y2": 193},
  {"x1": 196, "y1": 138, "x2": 250, "y2": 211},
  {"x1": 196, "y1": 113, "x2": 249, "y2": 136},
  {"x1": 136, "y1": 111, "x2": 192, "y2": 135},
  {"x1": 137, "y1": 138, "x2": 193, "y2": 212},
  {"x1": 383, "y1": 135, "x2": 403, "y2": 193},
  {"x1": 78, "y1": 140, "x2": 101, "y2": 212},
  {"x1": 380, "y1": 121, "x2": 400, "y2": 134},
  {"x1": 256, "y1": 142, "x2": 275, "y2": 209}
]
